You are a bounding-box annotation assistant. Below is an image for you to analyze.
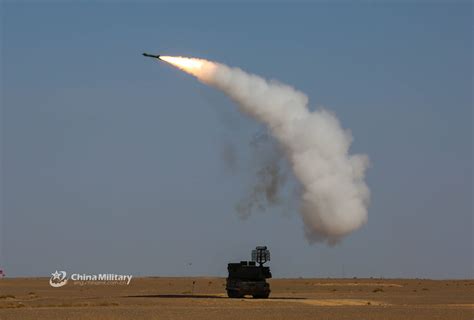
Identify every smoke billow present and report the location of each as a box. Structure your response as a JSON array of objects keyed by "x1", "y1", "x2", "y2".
[
  {"x1": 236, "y1": 136, "x2": 288, "y2": 219},
  {"x1": 159, "y1": 56, "x2": 370, "y2": 244}
]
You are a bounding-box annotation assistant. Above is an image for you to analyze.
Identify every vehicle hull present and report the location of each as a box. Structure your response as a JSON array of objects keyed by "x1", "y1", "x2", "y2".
[{"x1": 226, "y1": 279, "x2": 270, "y2": 298}]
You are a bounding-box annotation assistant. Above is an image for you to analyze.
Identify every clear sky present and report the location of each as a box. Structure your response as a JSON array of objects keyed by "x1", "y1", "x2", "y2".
[{"x1": 1, "y1": 2, "x2": 472, "y2": 279}]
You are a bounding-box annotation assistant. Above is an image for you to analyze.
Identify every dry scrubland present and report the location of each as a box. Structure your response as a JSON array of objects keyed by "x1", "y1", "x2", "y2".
[{"x1": 0, "y1": 277, "x2": 472, "y2": 319}]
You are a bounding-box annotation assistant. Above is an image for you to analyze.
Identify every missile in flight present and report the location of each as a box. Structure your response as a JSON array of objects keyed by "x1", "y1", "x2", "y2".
[{"x1": 142, "y1": 53, "x2": 161, "y2": 60}]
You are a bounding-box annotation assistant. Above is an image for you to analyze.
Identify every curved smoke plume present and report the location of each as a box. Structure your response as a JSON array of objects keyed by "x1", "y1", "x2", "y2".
[{"x1": 159, "y1": 56, "x2": 370, "y2": 244}]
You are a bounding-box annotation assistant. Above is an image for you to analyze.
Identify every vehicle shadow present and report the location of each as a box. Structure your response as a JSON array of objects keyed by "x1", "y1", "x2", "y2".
[
  {"x1": 126, "y1": 294, "x2": 226, "y2": 299},
  {"x1": 125, "y1": 294, "x2": 307, "y2": 300}
]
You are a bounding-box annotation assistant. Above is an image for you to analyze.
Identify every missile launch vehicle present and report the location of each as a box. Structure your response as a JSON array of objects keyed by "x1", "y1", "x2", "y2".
[{"x1": 226, "y1": 246, "x2": 272, "y2": 299}]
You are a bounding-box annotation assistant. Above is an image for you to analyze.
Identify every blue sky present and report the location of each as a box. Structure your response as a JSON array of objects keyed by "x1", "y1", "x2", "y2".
[{"x1": 1, "y1": 2, "x2": 472, "y2": 278}]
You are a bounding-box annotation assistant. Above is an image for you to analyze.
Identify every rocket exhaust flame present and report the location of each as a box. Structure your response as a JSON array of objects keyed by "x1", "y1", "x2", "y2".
[
  {"x1": 159, "y1": 55, "x2": 370, "y2": 244},
  {"x1": 159, "y1": 56, "x2": 217, "y2": 80},
  {"x1": 160, "y1": 56, "x2": 204, "y2": 71}
]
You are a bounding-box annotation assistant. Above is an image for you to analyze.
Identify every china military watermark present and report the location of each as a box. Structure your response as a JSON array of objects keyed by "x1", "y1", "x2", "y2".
[{"x1": 49, "y1": 270, "x2": 132, "y2": 287}]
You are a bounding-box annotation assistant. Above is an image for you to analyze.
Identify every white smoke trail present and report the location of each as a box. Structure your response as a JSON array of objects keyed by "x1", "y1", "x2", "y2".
[{"x1": 160, "y1": 56, "x2": 370, "y2": 244}]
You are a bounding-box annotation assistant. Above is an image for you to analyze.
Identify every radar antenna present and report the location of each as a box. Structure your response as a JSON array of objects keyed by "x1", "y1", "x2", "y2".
[{"x1": 251, "y1": 246, "x2": 270, "y2": 266}]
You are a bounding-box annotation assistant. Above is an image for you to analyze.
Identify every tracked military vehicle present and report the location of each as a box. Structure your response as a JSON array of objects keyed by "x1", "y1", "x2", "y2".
[{"x1": 226, "y1": 246, "x2": 272, "y2": 298}]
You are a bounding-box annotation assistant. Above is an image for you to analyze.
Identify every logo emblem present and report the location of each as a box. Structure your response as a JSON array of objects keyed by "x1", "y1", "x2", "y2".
[{"x1": 49, "y1": 270, "x2": 68, "y2": 287}]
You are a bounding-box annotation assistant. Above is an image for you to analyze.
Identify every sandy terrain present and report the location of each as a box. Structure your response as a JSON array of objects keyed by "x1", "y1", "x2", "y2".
[{"x1": 0, "y1": 277, "x2": 472, "y2": 319}]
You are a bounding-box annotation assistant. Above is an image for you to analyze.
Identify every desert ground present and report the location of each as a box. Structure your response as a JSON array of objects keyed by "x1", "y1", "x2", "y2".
[{"x1": 0, "y1": 277, "x2": 472, "y2": 319}]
